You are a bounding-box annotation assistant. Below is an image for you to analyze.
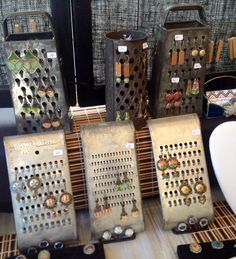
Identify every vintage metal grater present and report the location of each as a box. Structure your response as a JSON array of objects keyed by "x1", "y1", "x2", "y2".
[
  {"x1": 80, "y1": 121, "x2": 144, "y2": 240},
  {"x1": 4, "y1": 130, "x2": 77, "y2": 249},
  {"x1": 148, "y1": 114, "x2": 214, "y2": 232},
  {"x1": 150, "y1": 4, "x2": 210, "y2": 118},
  {"x1": 105, "y1": 31, "x2": 148, "y2": 125},
  {"x1": 1, "y1": 11, "x2": 70, "y2": 134}
]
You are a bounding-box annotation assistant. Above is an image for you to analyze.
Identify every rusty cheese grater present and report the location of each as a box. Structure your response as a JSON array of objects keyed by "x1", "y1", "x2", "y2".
[
  {"x1": 1, "y1": 11, "x2": 71, "y2": 134},
  {"x1": 150, "y1": 4, "x2": 210, "y2": 118}
]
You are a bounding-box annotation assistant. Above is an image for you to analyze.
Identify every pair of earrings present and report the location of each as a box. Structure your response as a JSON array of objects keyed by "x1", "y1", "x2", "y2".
[
  {"x1": 115, "y1": 54, "x2": 130, "y2": 84},
  {"x1": 165, "y1": 90, "x2": 183, "y2": 110},
  {"x1": 6, "y1": 50, "x2": 40, "y2": 75},
  {"x1": 11, "y1": 168, "x2": 25, "y2": 202},
  {"x1": 115, "y1": 172, "x2": 131, "y2": 191},
  {"x1": 120, "y1": 199, "x2": 140, "y2": 222},
  {"x1": 157, "y1": 154, "x2": 180, "y2": 171},
  {"x1": 94, "y1": 197, "x2": 111, "y2": 217},
  {"x1": 115, "y1": 111, "x2": 130, "y2": 121},
  {"x1": 186, "y1": 79, "x2": 200, "y2": 96}
]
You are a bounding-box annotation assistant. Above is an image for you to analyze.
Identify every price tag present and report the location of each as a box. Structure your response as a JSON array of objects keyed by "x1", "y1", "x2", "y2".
[
  {"x1": 192, "y1": 129, "x2": 201, "y2": 135},
  {"x1": 118, "y1": 46, "x2": 127, "y2": 52},
  {"x1": 175, "y1": 34, "x2": 183, "y2": 41},
  {"x1": 47, "y1": 52, "x2": 57, "y2": 59},
  {"x1": 142, "y1": 42, "x2": 148, "y2": 49},
  {"x1": 194, "y1": 63, "x2": 202, "y2": 69},
  {"x1": 171, "y1": 77, "x2": 180, "y2": 83},
  {"x1": 53, "y1": 149, "x2": 63, "y2": 156},
  {"x1": 126, "y1": 143, "x2": 134, "y2": 149}
]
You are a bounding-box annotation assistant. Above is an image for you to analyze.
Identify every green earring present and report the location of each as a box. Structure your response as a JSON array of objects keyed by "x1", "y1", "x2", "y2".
[
  {"x1": 23, "y1": 50, "x2": 40, "y2": 74},
  {"x1": 6, "y1": 51, "x2": 23, "y2": 75}
]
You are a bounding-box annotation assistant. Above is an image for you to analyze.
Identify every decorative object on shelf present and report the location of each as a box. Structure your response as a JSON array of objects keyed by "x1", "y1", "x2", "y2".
[
  {"x1": 4, "y1": 130, "x2": 77, "y2": 249},
  {"x1": 150, "y1": 4, "x2": 209, "y2": 118},
  {"x1": 1, "y1": 11, "x2": 71, "y2": 134},
  {"x1": 105, "y1": 30, "x2": 148, "y2": 128},
  {"x1": 80, "y1": 121, "x2": 144, "y2": 240},
  {"x1": 148, "y1": 114, "x2": 214, "y2": 233},
  {"x1": 189, "y1": 242, "x2": 202, "y2": 254}
]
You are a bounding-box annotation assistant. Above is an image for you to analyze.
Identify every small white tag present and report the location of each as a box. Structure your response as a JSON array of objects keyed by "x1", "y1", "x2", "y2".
[
  {"x1": 142, "y1": 42, "x2": 148, "y2": 49},
  {"x1": 53, "y1": 149, "x2": 63, "y2": 156},
  {"x1": 194, "y1": 63, "x2": 202, "y2": 69},
  {"x1": 175, "y1": 34, "x2": 183, "y2": 41},
  {"x1": 118, "y1": 46, "x2": 127, "y2": 52},
  {"x1": 126, "y1": 143, "x2": 134, "y2": 149},
  {"x1": 192, "y1": 129, "x2": 201, "y2": 135},
  {"x1": 47, "y1": 52, "x2": 57, "y2": 59},
  {"x1": 171, "y1": 77, "x2": 180, "y2": 83}
]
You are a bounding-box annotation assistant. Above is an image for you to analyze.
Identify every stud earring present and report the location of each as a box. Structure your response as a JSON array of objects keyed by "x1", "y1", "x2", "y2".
[
  {"x1": 27, "y1": 167, "x2": 41, "y2": 199},
  {"x1": 157, "y1": 154, "x2": 168, "y2": 171}
]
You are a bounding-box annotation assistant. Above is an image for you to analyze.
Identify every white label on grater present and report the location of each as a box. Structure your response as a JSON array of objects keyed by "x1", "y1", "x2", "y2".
[
  {"x1": 192, "y1": 129, "x2": 201, "y2": 135},
  {"x1": 194, "y1": 63, "x2": 202, "y2": 69},
  {"x1": 171, "y1": 77, "x2": 180, "y2": 83},
  {"x1": 118, "y1": 46, "x2": 127, "y2": 52},
  {"x1": 47, "y1": 52, "x2": 57, "y2": 59},
  {"x1": 126, "y1": 143, "x2": 134, "y2": 149},
  {"x1": 175, "y1": 34, "x2": 183, "y2": 41},
  {"x1": 143, "y1": 42, "x2": 148, "y2": 49},
  {"x1": 20, "y1": 51, "x2": 25, "y2": 58},
  {"x1": 53, "y1": 149, "x2": 63, "y2": 156}
]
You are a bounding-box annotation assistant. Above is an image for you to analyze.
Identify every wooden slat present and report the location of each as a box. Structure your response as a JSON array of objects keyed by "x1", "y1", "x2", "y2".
[{"x1": 67, "y1": 105, "x2": 157, "y2": 210}]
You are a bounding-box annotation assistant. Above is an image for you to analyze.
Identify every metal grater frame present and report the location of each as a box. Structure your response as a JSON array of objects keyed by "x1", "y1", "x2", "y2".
[
  {"x1": 148, "y1": 114, "x2": 214, "y2": 230},
  {"x1": 1, "y1": 12, "x2": 71, "y2": 134},
  {"x1": 4, "y1": 130, "x2": 77, "y2": 249},
  {"x1": 80, "y1": 121, "x2": 144, "y2": 239}
]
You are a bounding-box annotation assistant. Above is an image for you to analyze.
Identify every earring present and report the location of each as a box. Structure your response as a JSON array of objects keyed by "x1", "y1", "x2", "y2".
[
  {"x1": 6, "y1": 50, "x2": 23, "y2": 74},
  {"x1": 179, "y1": 180, "x2": 192, "y2": 206},
  {"x1": 122, "y1": 171, "x2": 131, "y2": 189},
  {"x1": 123, "y1": 55, "x2": 130, "y2": 83},
  {"x1": 131, "y1": 199, "x2": 139, "y2": 218},
  {"x1": 168, "y1": 155, "x2": 180, "y2": 170},
  {"x1": 115, "y1": 111, "x2": 122, "y2": 121},
  {"x1": 11, "y1": 168, "x2": 24, "y2": 202},
  {"x1": 115, "y1": 173, "x2": 123, "y2": 191},
  {"x1": 191, "y1": 78, "x2": 200, "y2": 95},
  {"x1": 165, "y1": 92, "x2": 174, "y2": 110},
  {"x1": 23, "y1": 50, "x2": 40, "y2": 74},
  {"x1": 185, "y1": 80, "x2": 192, "y2": 97},
  {"x1": 157, "y1": 154, "x2": 168, "y2": 171},
  {"x1": 120, "y1": 202, "x2": 128, "y2": 222},
  {"x1": 44, "y1": 192, "x2": 57, "y2": 216},
  {"x1": 94, "y1": 198, "x2": 102, "y2": 217},
  {"x1": 60, "y1": 182, "x2": 73, "y2": 214},
  {"x1": 103, "y1": 196, "x2": 111, "y2": 214},
  {"x1": 27, "y1": 167, "x2": 41, "y2": 199}
]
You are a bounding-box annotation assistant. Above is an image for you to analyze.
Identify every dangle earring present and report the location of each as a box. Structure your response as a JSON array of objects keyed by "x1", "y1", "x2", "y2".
[
  {"x1": 157, "y1": 153, "x2": 168, "y2": 171},
  {"x1": 60, "y1": 181, "x2": 73, "y2": 214},
  {"x1": 115, "y1": 172, "x2": 123, "y2": 191},
  {"x1": 11, "y1": 168, "x2": 24, "y2": 202},
  {"x1": 27, "y1": 166, "x2": 41, "y2": 199},
  {"x1": 123, "y1": 55, "x2": 130, "y2": 84},
  {"x1": 6, "y1": 50, "x2": 23, "y2": 75},
  {"x1": 44, "y1": 185, "x2": 58, "y2": 217},
  {"x1": 120, "y1": 202, "x2": 128, "y2": 222},
  {"x1": 185, "y1": 80, "x2": 192, "y2": 97},
  {"x1": 103, "y1": 197, "x2": 111, "y2": 214},
  {"x1": 94, "y1": 198, "x2": 102, "y2": 217},
  {"x1": 131, "y1": 199, "x2": 139, "y2": 218},
  {"x1": 23, "y1": 49, "x2": 40, "y2": 74},
  {"x1": 122, "y1": 171, "x2": 131, "y2": 189},
  {"x1": 191, "y1": 78, "x2": 200, "y2": 95},
  {"x1": 194, "y1": 172, "x2": 207, "y2": 204}
]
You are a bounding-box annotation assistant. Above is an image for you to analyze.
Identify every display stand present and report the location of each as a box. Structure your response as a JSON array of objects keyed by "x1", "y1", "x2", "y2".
[
  {"x1": 80, "y1": 121, "x2": 144, "y2": 240},
  {"x1": 2, "y1": 11, "x2": 70, "y2": 134},
  {"x1": 148, "y1": 114, "x2": 214, "y2": 232},
  {"x1": 4, "y1": 130, "x2": 77, "y2": 249}
]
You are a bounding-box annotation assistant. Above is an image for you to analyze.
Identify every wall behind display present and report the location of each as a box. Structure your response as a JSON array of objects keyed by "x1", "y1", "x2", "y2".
[{"x1": 0, "y1": 0, "x2": 236, "y2": 104}]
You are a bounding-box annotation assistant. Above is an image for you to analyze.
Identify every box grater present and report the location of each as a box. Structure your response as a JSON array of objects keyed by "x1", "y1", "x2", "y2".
[
  {"x1": 1, "y1": 11, "x2": 71, "y2": 134},
  {"x1": 150, "y1": 4, "x2": 210, "y2": 118},
  {"x1": 148, "y1": 114, "x2": 214, "y2": 232},
  {"x1": 4, "y1": 130, "x2": 77, "y2": 249},
  {"x1": 80, "y1": 121, "x2": 144, "y2": 240}
]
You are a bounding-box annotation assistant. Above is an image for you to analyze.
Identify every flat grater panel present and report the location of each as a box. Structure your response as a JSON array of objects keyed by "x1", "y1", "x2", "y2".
[
  {"x1": 150, "y1": 4, "x2": 209, "y2": 118},
  {"x1": 148, "y1": 114, "x2": 214, "y2": 231},
  {"x1": 80, "y1": 121, "x2": 144, "y2": 239},
  {"x1": 1, "y1": 12, "x2": 71, "y2": 134},
  {"x1": 4, "y1": 130, "x2": 77, "y2": 249}
]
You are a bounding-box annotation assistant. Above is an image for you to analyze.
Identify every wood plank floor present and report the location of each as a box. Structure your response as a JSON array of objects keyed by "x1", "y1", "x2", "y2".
[{"x1": 0, "y1": 188, "x2": 224, "y2": 259}]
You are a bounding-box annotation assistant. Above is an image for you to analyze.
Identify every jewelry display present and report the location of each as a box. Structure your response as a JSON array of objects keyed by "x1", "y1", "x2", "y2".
[
  {"x1": 148, "y1": 114, "x2": 214, "y2": 232},
  {"x1": 150, "y1": 4, "x2": 209, "y2": 117},
  {"x1": 4, "y1": 130, "x2": 77, "y2": 249},
  {"x1": 105, "y1": 31, "x2": 148, "y2": 124},
  {"x1": 81, "y1": 121, "x2": 144, "y2": 240},
  {"x1": 2, "y1": 11, "x2": 71, "y2": 134}
]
